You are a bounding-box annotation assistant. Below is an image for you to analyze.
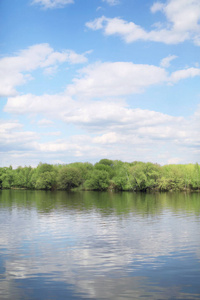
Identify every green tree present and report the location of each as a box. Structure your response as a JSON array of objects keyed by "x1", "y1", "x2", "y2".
[
  {"x1": 191, "y1": 163, "x2": 200, "y2": 189},
  {"x1": 98, "y1": 159, "x2": 113, "y2": 166},
  {"x1": 37, "y1": 163, "x2": 54, "y2": 174},
  {"x1": 1, "y1": 166, "x2": 14, "y2": 188},
  {"x1": 29, "y1": 168, "x2": 38, "y2": 189},
  {"x1": 57, "y1": 167, "x2": 82, "y2": 190},
  {"x1": 84, "y1": 169, "x2": 110, "y2": 190},
  {"x1": 68, "y1": 162, "x2": 93, "y2": 180},
  {"x1": 13, "y1": 166, "x2": 33, "y2": 188},
  {"x1": 35, "y1": 171, "x2": 57, "y2": 190},
  {"x1": 112, "y1": 164, "x2": 131, "y2": 190},
  {"x1": 0, "y1": 168, "x2": 4, "y2": 189},
  {"x1": 129, "y1": 162, "x2": 160, "y2": 191},
  {"x1": 31, "y1": 163, "x2": 57, "y2": 190},
  {"x1": 94, "y1": 163, "x2": 115, "y2": 179},
  {"x1": 160, "y1": 165, "x2": 184, "y2": 190}
]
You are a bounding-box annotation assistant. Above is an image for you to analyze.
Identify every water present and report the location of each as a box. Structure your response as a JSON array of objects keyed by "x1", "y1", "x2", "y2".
[{"x1": 0, "y1": 190, "x2": 200, "y2": 299}]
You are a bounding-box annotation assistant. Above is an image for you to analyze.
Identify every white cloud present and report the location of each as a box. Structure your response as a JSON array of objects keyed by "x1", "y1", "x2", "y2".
[
  {"x1": 4, "y1": 93, "x2": 180, "y2": 132},
  {"x1": 62, "y1": 103, "x2": 179, "y2": 133},
  {"x1": 42, "y1": 131, "x2": 61, "y2": 136},
  {"x1": 40, "y1": 49, "x2": 89, "y2": 67},
  {"x1": 86, "y1": 16, "x2": 188, "y2": 44},
  {"x1": 0, "y1": 44, "x2": 88, "y2": 97},
  {"x1": 163, "y1": 0, "x2": 200, "y2": 32},
  {"x1": 0, "y1": 120, "x2": 22, "y2": 132},
  {"x1": 170, "y1": 67, "x2": 200, "y2": 82},
  {"x1": 4, "y1": 60, "x2": 200, "y2": 120},
  {"x1": 35, "y1": 105, "x2": 199, "y2": 163},
  {"x1": 43, "y1": 65, "x2": 58, "y2": 75},
  {"x1": 2, "y1": 93, "x2": 187, "y2": 140},
  {"x1": 160, "y1": 55, "x2": 177, "y2": 68},
  {"x1": 93, "y1": 132, "x2": 119, "y2": 144},
  {"x1": 2, "y1": 50, "x2": 200, "y2": 166},
  {"x1": 1, "y1": 97, "x2": 200, "y2": 165},
  {"x1": 66, "y1": 62, "x2": 168, "y2": 98},
  {"x1": 67, "y1": 61, "x2": 200, "y2": 98},
  {"x1": 32, "y1": 0, "x2": 74, "y2": 9},
  {"x1": 37, "y1": 119, "x2": 54, "y2": 126},
  {"x1": 86, "y1": 16, "x2": 107, "y2": 30},
  {"x1": 86, "y1": 0, "x2": 200, "y2": 45},
  {"x1": 151, "y1": 2, "x2": 165, "y2": 13},
  {"x1": 0, "y1": 120, "x2": 39, "y2": 152},
  {"x1": 38, "y1": 141, "x2": 73, "y2": 152},
  {"x1": 96, "y1": 6, "x2": 103, "y2": 12},
  {"x1": 4, "y1": 93, "x2": 73, "y2": 116},
  {"x1": 86, "y1": 17, "x2": 149, "y2": 42}
]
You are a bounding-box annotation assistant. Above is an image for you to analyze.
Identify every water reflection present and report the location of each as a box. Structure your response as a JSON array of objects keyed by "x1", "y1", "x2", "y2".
[
  {"x1": 0, "y1": 190, "x2": 200, "y2": 299},
  {"x1": 1, "y1": 190, "x2": 200, "y2": 214}
]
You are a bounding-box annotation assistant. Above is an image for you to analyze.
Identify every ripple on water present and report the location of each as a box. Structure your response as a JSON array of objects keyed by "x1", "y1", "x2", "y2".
[{"x1": 0, "y1": 190, "x2": 200, "y2": 299}]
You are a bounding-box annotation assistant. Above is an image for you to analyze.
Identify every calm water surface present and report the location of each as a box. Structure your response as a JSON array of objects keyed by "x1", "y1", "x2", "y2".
[{"x1": 0, "y1": 190, "x2": 200, "y2": 299}]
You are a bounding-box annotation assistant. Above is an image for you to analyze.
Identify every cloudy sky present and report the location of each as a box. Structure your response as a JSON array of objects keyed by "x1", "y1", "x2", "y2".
[{"x1": 0, "y1": 0, "x2": 200, "y2": 167}]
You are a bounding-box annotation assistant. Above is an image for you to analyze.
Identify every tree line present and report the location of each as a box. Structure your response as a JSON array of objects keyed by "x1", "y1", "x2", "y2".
[{"x1": 0, "y1": 159, "x2": 200, "y2": 192}]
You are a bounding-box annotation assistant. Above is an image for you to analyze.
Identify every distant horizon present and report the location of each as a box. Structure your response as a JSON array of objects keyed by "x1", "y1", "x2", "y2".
[
  {"x1": 1, "y1": 0, "x2": 200, "y2": 168},
  {"x1": 1, "y1": 159, "x2": 200, "y2": 170}
]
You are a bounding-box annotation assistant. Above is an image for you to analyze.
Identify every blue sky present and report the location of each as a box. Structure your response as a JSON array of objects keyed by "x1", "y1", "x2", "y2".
[{"x1": 0, "y1": 0, "x2": 200, "y2": 167}]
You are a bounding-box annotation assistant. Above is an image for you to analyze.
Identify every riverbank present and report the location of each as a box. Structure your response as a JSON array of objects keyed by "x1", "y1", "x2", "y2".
[
  {"x1": 1, "y1": 185, "x2": 199, "y2": 193},
  {"x1": 1, "y1": 159, "x2": 200, "y2": 192}
]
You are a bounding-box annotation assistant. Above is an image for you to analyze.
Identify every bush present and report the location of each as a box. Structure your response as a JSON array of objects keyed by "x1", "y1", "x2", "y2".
[
  {"x1": 57, "y1": 167, "x2": 82, "y2": 190},
  {"x1": 84, "y1": 170, "x2": 110, "y2": 190}
]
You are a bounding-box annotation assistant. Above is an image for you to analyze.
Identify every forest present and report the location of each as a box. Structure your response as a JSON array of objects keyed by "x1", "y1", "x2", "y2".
[{"x1": 0, "y1": 159, "x2": 200, "y2": 192}]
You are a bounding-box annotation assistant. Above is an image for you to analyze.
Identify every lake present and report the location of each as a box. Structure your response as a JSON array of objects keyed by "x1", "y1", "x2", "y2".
[{"x1": 0, "y1": 190, "x2": 200, "y2": 299}]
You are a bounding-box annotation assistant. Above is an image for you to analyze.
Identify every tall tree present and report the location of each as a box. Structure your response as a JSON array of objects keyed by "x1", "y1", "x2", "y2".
[{"x1": 57, "y1": 167, "x2": 82, "y2": 190}]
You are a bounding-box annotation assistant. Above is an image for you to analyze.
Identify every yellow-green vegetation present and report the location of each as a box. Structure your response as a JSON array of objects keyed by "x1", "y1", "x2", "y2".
[{"x1": 0, "y1": 160, "x2": 199, "y2": 192}]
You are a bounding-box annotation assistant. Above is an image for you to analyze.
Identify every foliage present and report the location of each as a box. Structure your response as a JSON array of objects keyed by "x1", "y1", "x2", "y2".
[
  {"x1": 35, "y1": 171, "x2": 57, "y2": 190},
  {"x1": 112, "y1": 163, "x2": 131, "y2": 190},
  {"x1": 34, "y1": 163, "x2": 57, "y2": 190},
  {"x1": 160, "y1": 165, "x2": 185, "y2": 191},
  {"x1": 129, "y1": 162, "x2": 161, "y2": 191},
  {"x1": 0, "y1": 160, "x2": 200, "y2": 192},
  {"x1": 98, "y1": 159, "x2": 113, "y2": 166},
  {"x1": 94, "y1": 163, "x2": 115, "y2": 179},
  {"x1": 57, "y1": 167, "x2": 82, "y2": 190},
  {"x1": 1, "y1": 166, "x2": 15, "y2": 188},
  {"x1": 84, "y1": 169, "x2": 110, "y2": 190},
  {"x1": 13, "y1": 166, "x2": 33, "y2": 188},
  {"x1": 68, "y1": 162, "x2": 93, "y2": 180}
]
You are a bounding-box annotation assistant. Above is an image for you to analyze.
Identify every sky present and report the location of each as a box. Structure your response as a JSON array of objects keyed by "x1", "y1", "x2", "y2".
[{"x1": 0, "y1": 0, "x2": 200, "y2": 167}]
